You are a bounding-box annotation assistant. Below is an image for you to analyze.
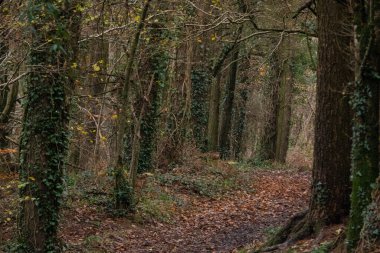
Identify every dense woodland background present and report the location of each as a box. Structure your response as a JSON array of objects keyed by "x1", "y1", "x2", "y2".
[{"x1": 0, "y1": 0, "x2": 379, "y2": 252}]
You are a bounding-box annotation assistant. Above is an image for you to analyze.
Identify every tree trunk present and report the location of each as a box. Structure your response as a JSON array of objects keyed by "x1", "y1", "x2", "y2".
[
  {"x1": 306, "y1": 0, "x2": 353, "y2": 232},
  {"x1": 259, "y1": 53, "x2": 280, "y2": 161},
  {"x1": 206, "y1": 31, "x2": 241, "y2": 152},
  {"x1": 207, "y1": 73, "x2": 221, "y2": 151},
  {"x1": 18, "y1": 1, "x2": 80, "y2": 251},
  {"x1": 274, "y1": 36, "x2": 294, "y2": 163},
  {"x1": 347, "y1": 0, "x2": 380, "y2": 250},
  {"x1": 137, "y1": 37, "x2": 168, "y2": 173},
  {"x1": 191, "y1": 69, "x2": 210, "y2": 151},
  {"x1": 0, "y1": 33, "x2": 18, "y2": 153},
  {"x1": 233, "y1": 88, "x2": 248, "y2": 160},
  {"x1": 266, "y1": 1, "x2": 354, "y2": 246},
  {"x1": 219, "y1": 47, "x2": 240, "y2": 159},
  {"x1": 114, "y1": 0, "x2": 152, "y2": 210},
  {"x1": 355, "y1": 177, "x2": 380, "y2": 253}
]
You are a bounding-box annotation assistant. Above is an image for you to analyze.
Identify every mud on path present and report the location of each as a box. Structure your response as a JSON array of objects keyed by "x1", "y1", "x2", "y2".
[{"x1": 61, "y1": 170, "x2": 310, "y2": 253}]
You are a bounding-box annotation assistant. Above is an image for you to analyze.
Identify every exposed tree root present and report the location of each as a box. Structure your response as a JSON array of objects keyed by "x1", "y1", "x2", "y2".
[
  {"x1": 330, "y1": 231, "x2": 347, "y2": 253},
  {"x1": 255, "y1": 210, "x2": 313, "y2": 252}
]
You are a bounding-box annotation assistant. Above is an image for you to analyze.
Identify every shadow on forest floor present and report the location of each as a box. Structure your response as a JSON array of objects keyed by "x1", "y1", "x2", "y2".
[{"x1": 0, "y1": 158, "x2": 311, "y2": 252}]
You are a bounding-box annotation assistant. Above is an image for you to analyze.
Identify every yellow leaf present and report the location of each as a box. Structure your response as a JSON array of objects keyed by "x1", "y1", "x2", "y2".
[
  {"x1": 111, "y1": 114, "x2": 118, "y2": 120},
  {"x1": 6, "y1": 218, "x2": 11, "y2": 222},
  {"x1": 92, "y1": 63, "x2": 101, "y2": 72},
  {"x1": 134, "y1": 15, "x2": 141, "y2": 23},
  {"x1": 28, "y1": 176, "x2": 36, "y2": 181},
  {"x1": 100, "y1": 133, "x2": 107, "y2": 141},
  {"x1": 71, "y1": 62, "x2": 78, "y2": 69}
]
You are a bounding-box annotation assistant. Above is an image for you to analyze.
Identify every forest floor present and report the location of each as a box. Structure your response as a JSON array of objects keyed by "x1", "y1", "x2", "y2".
[{"x1": 0, "y1": 153, "x2": 325, "y2": 253}]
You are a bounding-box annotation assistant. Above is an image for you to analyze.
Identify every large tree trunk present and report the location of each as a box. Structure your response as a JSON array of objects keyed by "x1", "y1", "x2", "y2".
[
  {"x1": 18, "y1": 1, "x2": 80, "y2": 251},
  {"x1": 265, "y1": 1, "x2": 354, "y2": 247},
  {"x1": 306, "y1": 0, "x2": 353, "y2": 232},
  {"x1": 347, "y1": 0, "x2": 380, "y2": 250}
]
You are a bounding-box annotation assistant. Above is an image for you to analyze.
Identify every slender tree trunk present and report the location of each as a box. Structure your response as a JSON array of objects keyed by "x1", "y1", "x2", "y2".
[
  {"x1": 347, "y1": 0, "x2": 380, "y2": 250},
  {"x1": 233, "y1": 87, "x2": 248, "y2": 160},
  {"x1": 137, "y1": 34, "x2": 168, "y2": 173},
  {"x1": 219, "y1": 47, "x2": 240, "y2": 159},
  {"x1": 207, "y1": 73, "x2": 221, "y2": 151},
  {"x1": 259, "y1": 53, "x2": 280, "y2": 161},
  {"x1": 114, "y1": 0, "x2": 152, "y2": 210},
  {"x1": 0, "y1": 34, "x2": 18, "y2": 151},
  {"x1": 206, "y1": 31, "x2": 241, "y2": 152},
  {"x1": 18, "y1": 1, "x2": 80, "y2": 251},
  {"x1": 274, "y1": 37, "x2": 294, "y2": 163},
  {"x1": 191, "y1": 69, "x2": 210, "y2": 151}
]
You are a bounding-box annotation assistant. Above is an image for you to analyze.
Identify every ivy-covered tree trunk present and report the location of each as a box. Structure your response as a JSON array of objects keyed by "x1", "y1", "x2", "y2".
[
  {"x1": 347, "y1": 0, "x2": 380, "y2": 250},
  {"x1": 259, "y1": 53, "x2": 280, "y2": 161},
  {"x1": 18, "y1": 1, "x2": 80, "y2": 251},
  {"x1": 137, "y1": 45, "x2": 168, "y2": 173},
  {"x1": 207, "y1": 73, "x2": 221, "y2": 151},
  {"x1": 191, "y1": 69, "x2": 210, "y2": 151},
  {"x1": 219, "y1": 47, "x2": 240, "y2": 159},
  {"x1": 114, "y1": 0, "x2": 152, "y2": 210},
  {"x1": 356, "y1": 177, "x2": 380, "y2": 252},
  {"x1": 232, "y1": 87, "x2": 248, "y2": 160}
]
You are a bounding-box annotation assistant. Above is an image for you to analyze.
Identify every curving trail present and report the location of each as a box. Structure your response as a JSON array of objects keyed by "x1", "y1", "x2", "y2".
[{"x1": 61, "y1": 170, "x2": 310, "y2": 253}]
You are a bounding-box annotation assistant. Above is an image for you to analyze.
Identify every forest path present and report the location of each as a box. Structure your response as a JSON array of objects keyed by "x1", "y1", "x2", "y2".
[{"x1": 61, "y1": 169, "x2": 310, "y2": 253}]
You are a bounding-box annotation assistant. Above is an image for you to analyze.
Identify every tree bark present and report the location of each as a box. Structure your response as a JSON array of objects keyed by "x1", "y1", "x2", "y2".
[
  {"x1": 347, "y1": 0, "x2": 380, "y2": 250},
  {"x1": 207, "y1": 74, "x2": 221, "y2": 151},
  {"x1": 266, "y1": 1, "x2": 354, "y2": 246},
  {"x1": 306, "y1": 0, "x2": 353, "y2": 231},
  {"x1": 219, "y1": 47, "x2": 240, "y2": 159},
  {"x1": 274, "y1": 36, "x2": 294, "y2": 163},
  {"x1": 355, "y1": 178, "x2": 380, "y2": 253},
  {"x1": 114, "y1": 0, "x2": 152, "y2": 209},
  {"x1": 259, "y1": 53, "x2": 280, "y2": 161},
  {"x1": 18, "y1": 1, "x2": 81, "y2": 251}
]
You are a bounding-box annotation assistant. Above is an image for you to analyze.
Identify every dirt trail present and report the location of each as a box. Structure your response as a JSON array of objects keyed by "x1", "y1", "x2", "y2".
[{"x1": 61, "y1": 170, "x2": 310, "y2": 253}]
